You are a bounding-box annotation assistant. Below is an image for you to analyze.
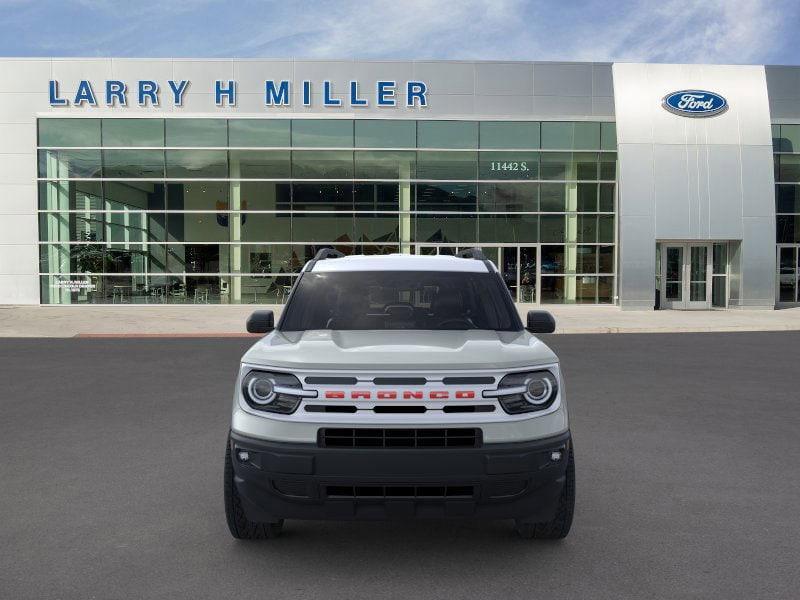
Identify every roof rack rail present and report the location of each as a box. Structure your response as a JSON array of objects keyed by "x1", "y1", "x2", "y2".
[
  {"x1": 313, "y1": 248, "x2": 346, "y2": 261},
  {"x1": 456, "y1": 247, "x2": 487, "y2": 261}
]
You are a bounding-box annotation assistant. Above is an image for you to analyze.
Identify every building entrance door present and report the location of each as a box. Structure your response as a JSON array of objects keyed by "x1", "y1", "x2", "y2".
[
  {"x1": 660, "y1": 243, "x2": 712, "y2": 309},
  {"x1": 415, "y1": 244, "x2": 538, "y2": 303}
]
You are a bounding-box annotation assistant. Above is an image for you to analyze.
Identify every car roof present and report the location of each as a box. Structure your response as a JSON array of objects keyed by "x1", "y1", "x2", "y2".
[{"x1": 309, "y1": 253, "x2": 492, "y2": 273}]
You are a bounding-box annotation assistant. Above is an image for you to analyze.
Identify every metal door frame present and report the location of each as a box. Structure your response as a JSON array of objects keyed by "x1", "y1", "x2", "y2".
[{"x1": 659, "y1": 242, "x2": 712, "y2": 310}]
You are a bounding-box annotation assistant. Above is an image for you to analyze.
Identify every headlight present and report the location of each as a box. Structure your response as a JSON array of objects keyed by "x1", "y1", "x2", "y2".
[
  {"x1": 241, "y1": 370, "x2": 315, "y2": 414},
  {"x1": 485, "y1": 370, "x2": 559, "y2": 414}
]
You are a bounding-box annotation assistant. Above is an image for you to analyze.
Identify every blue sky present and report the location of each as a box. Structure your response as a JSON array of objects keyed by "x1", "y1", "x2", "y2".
[{"x1": 1, "y1": 0, "x2": 798, "y2": 65}]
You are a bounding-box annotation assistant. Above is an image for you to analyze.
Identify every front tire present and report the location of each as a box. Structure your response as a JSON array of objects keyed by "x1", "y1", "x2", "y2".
[
  {"x1": 224, "y1": 440, "x2": 283, "y2": 539},
  {"x1": 515, "y1": 445, "x2": 575, "y2": 540}
]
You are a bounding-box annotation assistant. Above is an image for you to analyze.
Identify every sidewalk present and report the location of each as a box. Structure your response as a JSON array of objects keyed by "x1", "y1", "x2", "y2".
[{"x1": 1, "y1": 304, "x2": 800, "y2": 337}]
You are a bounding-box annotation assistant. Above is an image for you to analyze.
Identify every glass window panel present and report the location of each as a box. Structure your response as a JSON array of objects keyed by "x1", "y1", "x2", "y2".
[
  {"x1": 479, "y1": 122, "x2": 540, "y2": 149},
  {"x1": 712, "y1": 276, "x2": 727, "y2": 307},
  {"x1": 165, "y1": 119, "x2": 227, "y2": 147},
  {"x1": 539, "y1": 183, "x2": 567, "y2": 212},
  {"x1": 355, "y1": 120, "x2": 416, "y2": 148},
  {"x1": 540, "y1": 276, "x2": 565, "y2": 303},
  {"x1": 354, "y1": 151, "x2": 416, "y2": 179},
  {"x1": 292, "y1": 183, "x2": 354, "y2": 211},
  {"x1": 540, "y1": 152, "x2": 571, "y2": 180},
  {"x1": 355, "y1": 213, "x2": 400, "y2": 243},
  {"x1": 354, "y1": 183, "x2": 401, "y2": 211},
  {"x1": 416, "y1": 151, "x2": 477, "y2": 180},
  {"x1": 39, "y1": 119, "x2": 100, "y2": 147},
  {"x1": 600, "y1": 122, "x2": 617, "y2": 151},
  {"x1": 103, "y1": 149, "x2": 164, "y2": 178},
  {"x1": 229, "y1": 150, "x2": 290, "y2": 179},
  {"x1": 478, "y1": 182, "x2": 538, "y2": 212},
  {"x1": 38, "y1": 149, "x2": 102, "y2": 178},
  {"x1": 599, "y1": 153, "x2": 616, "y2": 180},
  {"x1": 167, "y1": 212, "x2": 232, "y2": 243},
  {"x1": 599, "y1": 183, "x2": 615, "y2": 212},
  {"x1": 778, "y1": 155, "x2": 800, "y2": 182},
  {"x1": 540, "y1": 215, "x2": 566, "y2": 243},
  {"x1": 780, "y1": 125, "x2": 800, "y2": 153},
  {"x1": 577, "y1": 245, "x2": 597, "y2": 273},
  {"x1": 477, "y1": 214, "x2": 538, "y2": 243},
  {"x1": 414, "y1": 214, "x2": 477, "y2": 243},
  {"x1": 239, "y1": 181, "x2": 291, "y2": 211},
  {"x1": 776, "y1": 185, "x2": 800, "y2": 213},
  {"x1": 597, "y1": 276, "x2": 614, "y2": 303},
  {"x1": 38, "y1": 180, "x2": 104, "y2": 210},
  {"x1": 575, "y1": 152, "x2": 599, "y2": 180},
  {"x1": 165, "y1": 150, "x2": 227, "y2": 178},
  {"x1": 415, "y1": 183, "x2": 477, "y2": 212},
  {"x1": 292, "y1": 150, "x2": 353, "y2": 178},
  {"x1": 240, "y1": 244, "x2": 295, "y2": 274},
  {"x1": 291, "y1": 120, "x2": 353, "y2": 147},
  {"x1": 39, "y1": 211, "x2": 105, "y2": 242},
  {"x1": 105, "y1": 181, "x2": 165, "y2": 211},
  {"x1": 479, "y1": 152, "x2": 539, "y2": 179},
  {"x1": 541, "y1": 122, "x2": 573, "y2": 150},
  {"x1": 573, "y1": 122, "x2": 601, "y2": 150},
  {"x1": 165, "y1": 276, "x2": 230, "y2": 304},
  {"x1": 229, "y1": 119, "x2": 290, "y2": 147},
  {"x1": 102, "y1": 119, "x2": 164, "y2": 147},
  {"x1": 167, "y1": 244, "x2": 229, "y2": 273},
  {"x1": 779, "y1": 247, "x2": 796, "y2": 274},
  {"x1": 577, "y1": 183, "x2": 598, "y2": 212},
  {"x1": 541, "y1": 245, "x2": 565, "y2": 273},
  {"x1": 576, "y1": 275, "x2": 598, "y2": 303},
  {"x1": 292, "y1": 213, "x2": 355, "y2": 242},
  {"x1": 105, "y1": 243, "x2": 164, "y2": 273},
  {"x1": 167, "y1": 182, "x2": 229, "y2": 211},
  {"x1": 776, "y1": 215, "x2": 799, "y2": 243},
  {"x1": 236, "y1": 274, "x2": 298, "y2": 303},
  {"x1": 39, "y1": 244, "x2": 102, "y2": 274},
  {"x1": 598, "y1": 215, "x2": 615, "y2": 243},
  {"x1": 713, "y1": 243, "x2": 727, "y2": 275},
  {"x1": 241, "y1": 212, "x2": 292, "y2": 242},
  {"x1": 772, "y1": 124, "x2": 781, "y2": 152},
  {"x1": 577, "y1": 214, "x2": 597, "y2": 243},
  {"x1": 598, "y1": 245, "x2": 614, "y2": 273},
  {"x1": 417, "y1": 121, "x2": 478, "y2": 149},
  {"x1": 778, "y1": 274, "x2": 796, "y2": 302}
]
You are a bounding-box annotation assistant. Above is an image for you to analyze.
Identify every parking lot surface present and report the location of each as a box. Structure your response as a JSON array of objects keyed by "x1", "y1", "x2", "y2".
[{"x1": 1, "y1": 332, "x2": 798, "y2": 600}]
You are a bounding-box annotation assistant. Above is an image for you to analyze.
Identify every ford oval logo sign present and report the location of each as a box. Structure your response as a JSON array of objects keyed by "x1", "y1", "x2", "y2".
[{"x1": 662, "y1": 90, "x2": 728, "y2": 117}]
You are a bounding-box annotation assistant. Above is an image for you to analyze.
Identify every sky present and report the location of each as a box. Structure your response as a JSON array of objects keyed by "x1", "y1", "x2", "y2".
[{"x1": 1, "y1": 0, "x2": 798, "y2": 65}]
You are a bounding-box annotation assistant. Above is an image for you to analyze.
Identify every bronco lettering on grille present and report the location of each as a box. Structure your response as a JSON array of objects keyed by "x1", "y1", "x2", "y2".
[{"x1": 323, "y1": 390, "x2": 476, "y2": 400}]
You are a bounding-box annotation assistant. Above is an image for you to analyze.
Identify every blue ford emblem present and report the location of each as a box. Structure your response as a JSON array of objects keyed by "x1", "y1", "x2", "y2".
[{"x1": 662, "y1": 90, "x2": 728, "y2": 117}]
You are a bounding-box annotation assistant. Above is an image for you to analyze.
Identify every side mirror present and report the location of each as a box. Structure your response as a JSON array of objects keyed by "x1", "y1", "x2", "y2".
[
  {"x1": 525, "y1": 310, "x2": 556, "y2": 334},
  {"x1": 246, "y1": 310, "x2": 275, "y2": 334}
]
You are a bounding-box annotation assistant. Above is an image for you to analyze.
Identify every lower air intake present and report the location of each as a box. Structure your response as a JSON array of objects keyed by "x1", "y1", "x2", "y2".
[
  {"x1": 325, "y1": 485, "x2": 475, "y2": 499},
  {"x1": 318, "y1": 428, "x2": 482, "y2": 448}
]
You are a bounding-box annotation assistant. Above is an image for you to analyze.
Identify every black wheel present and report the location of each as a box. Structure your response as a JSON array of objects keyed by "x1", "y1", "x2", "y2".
[
  {"x1": 224, "y1": 441, "x2": 283, "y2": 539},
  {"x1": 515, "y1": 445, "x2": 575, "y2": 540}
]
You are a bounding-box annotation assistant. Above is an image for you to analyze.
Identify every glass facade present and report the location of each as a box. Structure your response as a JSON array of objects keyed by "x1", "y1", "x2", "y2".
[
  {"x1": 37, "y1": 118, "x2": 617, "y2": 304},
  {"x1": 773, "y1": 124, "x2": 800, "y2": 303}
]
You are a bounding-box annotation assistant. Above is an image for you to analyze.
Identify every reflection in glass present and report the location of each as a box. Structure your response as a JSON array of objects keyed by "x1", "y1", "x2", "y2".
[
  {"x1": 355, "y1": 120, "x2": 416, "y2": 148},
  {"x1": 478, "y1": 214, "x2": 538, "y2": 243},
  {"x1": 103, "y1": 119, "x2": 164, "y2": 147},
  {"x1": 165, "y1": 119, "x2": 227, "y2": 147},
  {"x1": 416, "y1": 151, "x2": 477, "y2": 180},
  {"x1": 38, "y1": 149, "x2": 102, "y2": 178},
  {"x1": 415, "y1": 183, "x2": 477, "y2": 212},
  {"x1": 478, "y1": 182, "x2": 538, "y2": 212},
  {"x1": 39, "y1": 119, "x2": 100, "y2": 147},
  {"x1": 479, "y1": 152, "x2": 539, "y2": 180},
  {"x1": 292, "y1": 120, "x2": 353, "y2": 147},
  {"x1": 415, "y1": 214, "x2": 477, "y2": 243},
  {"x1": 103, "y1": 149, "x2": 164, "y2": 178},
  {"x1": 417, "y1": 121, "x2": 478, "y2": 149},
  {"x1": 480, "y1": 122, "x2": 540, "y2": 149},
  {"x1": 229, "y1": 150, "x2": 290, "y2": 179},
  {"x1": 229, "y1": 120, "x2": 290, "y2": 147},
  {"x1": 354, "y1": 151, "x2": 415, "y2": 179},
  {"x1": 165, "y1": 150, "x2": 228, "y2": 178},
  {"x1": 292, "y1": 150, "x2": 353, "y2": 178}
]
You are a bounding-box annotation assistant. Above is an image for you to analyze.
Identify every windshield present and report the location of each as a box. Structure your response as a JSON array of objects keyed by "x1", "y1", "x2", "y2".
[{"x1": 279, "y1": 271, "x2": 521, "y2": 332}]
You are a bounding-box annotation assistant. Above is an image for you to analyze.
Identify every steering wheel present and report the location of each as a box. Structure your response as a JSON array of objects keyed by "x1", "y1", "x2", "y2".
[{"x1": 436, "y1": 317, "x2": 474, "y2": 329}]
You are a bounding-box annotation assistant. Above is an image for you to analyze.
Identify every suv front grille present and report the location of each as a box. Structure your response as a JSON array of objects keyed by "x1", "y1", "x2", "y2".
[
  {"x1": 318, "y1": 428, "x2": 482, "y2": 448},
  {"x1": 325, "y1": 484, "x2": 475, "y2": 499}
]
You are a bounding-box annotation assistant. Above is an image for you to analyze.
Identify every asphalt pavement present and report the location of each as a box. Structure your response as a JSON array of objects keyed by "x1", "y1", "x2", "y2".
[{"x1": 1, "y1": 332, "x2": 798, "y2": 599}]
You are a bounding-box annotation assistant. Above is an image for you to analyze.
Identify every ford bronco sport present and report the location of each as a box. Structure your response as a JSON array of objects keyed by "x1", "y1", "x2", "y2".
[{"x1": 224, "y1": 248, "x2": 574, "y2": 539}]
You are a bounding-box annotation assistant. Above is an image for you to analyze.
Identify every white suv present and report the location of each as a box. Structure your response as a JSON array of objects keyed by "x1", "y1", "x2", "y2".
[{"x1": 224, "y1": 248, "x2": 574, "y2": 539}]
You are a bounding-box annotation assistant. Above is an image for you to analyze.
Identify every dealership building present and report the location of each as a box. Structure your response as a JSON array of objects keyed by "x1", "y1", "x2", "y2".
[{"x1": 0, "y1": 58, "x2": 799, "y2": 309}]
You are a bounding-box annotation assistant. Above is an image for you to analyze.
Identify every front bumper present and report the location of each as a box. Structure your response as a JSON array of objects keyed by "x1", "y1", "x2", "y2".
[{"x1": 229, "y1": 430, "x2": 571, "y2": 522}]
